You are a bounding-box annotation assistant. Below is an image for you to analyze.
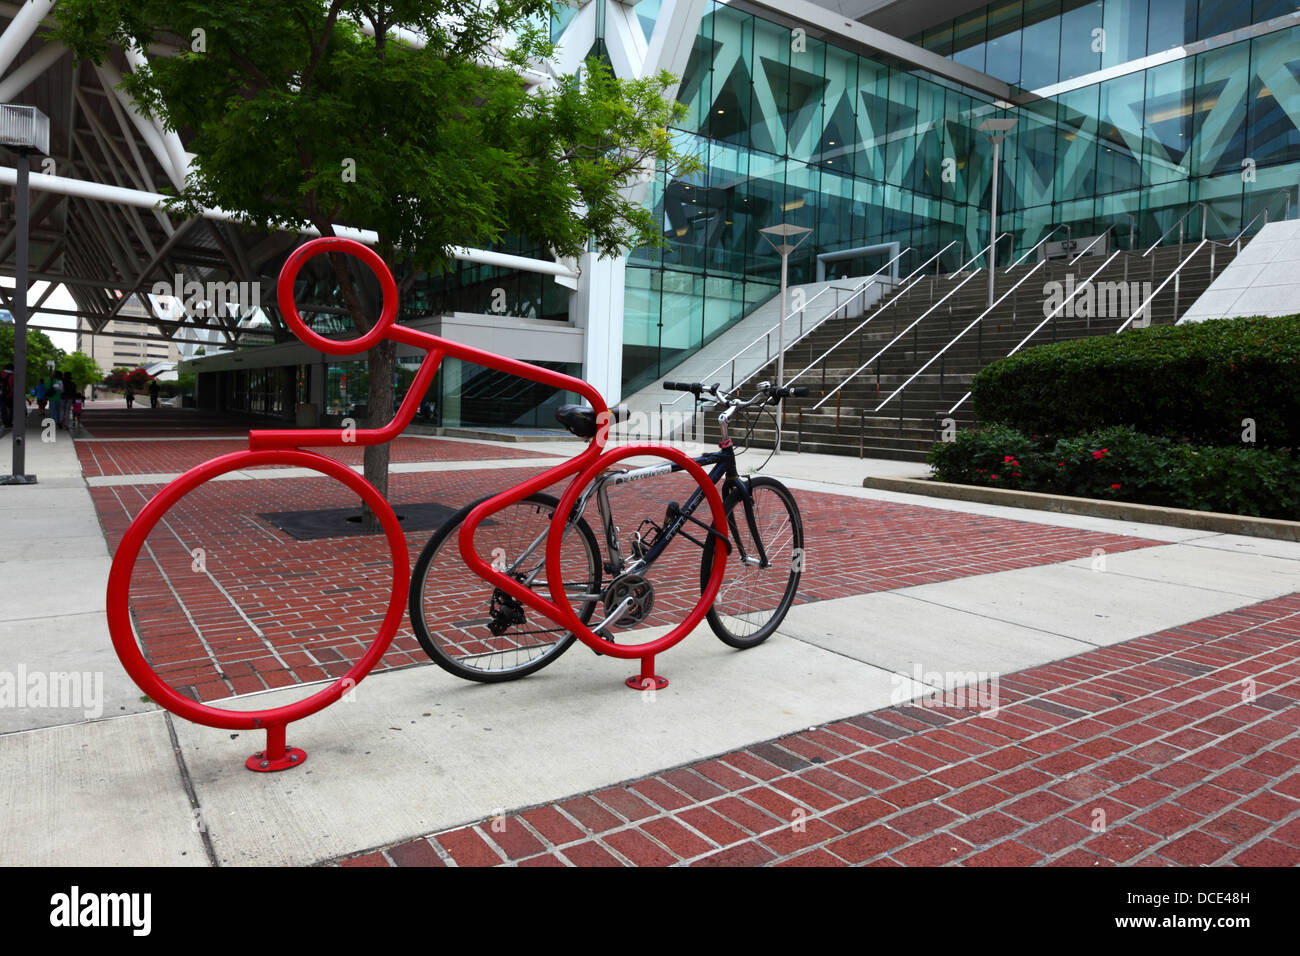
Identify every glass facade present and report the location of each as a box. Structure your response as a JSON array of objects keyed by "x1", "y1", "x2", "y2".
[{"x1": 620, "y1": 0, "x2": 1300, "y2": 391}]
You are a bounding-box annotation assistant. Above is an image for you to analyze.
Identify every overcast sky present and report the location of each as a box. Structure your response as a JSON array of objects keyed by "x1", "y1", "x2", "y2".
[{"x1": 3, "y1": 278, "x2": 100, "y2": 353}]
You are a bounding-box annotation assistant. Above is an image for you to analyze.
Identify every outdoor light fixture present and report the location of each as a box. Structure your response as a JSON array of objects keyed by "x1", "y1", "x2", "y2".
[
  {"x1": 977, "y1": 116, "x2": 1018, "y2": 309},
  {"x1": 759, "y1": 222, "x2": 813, "y2": 455},
  {"x1": 1, "y1": 104, "x2": 51, "y2": 486}
]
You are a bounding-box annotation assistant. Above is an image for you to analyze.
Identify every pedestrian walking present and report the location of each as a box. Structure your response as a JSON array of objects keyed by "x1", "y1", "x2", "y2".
[
  {"x1": 0, "y1": 363, "x2": 13, "y2": 430},
  {"x1": 48, "y1": 375, "x2": 63, "y2": 429},
  {"x1": 148, "y1": 379, "x2": 161, "y2": 409},
  {"x1": 125, "y1": 386, "x2": 135, "y2": 410}
]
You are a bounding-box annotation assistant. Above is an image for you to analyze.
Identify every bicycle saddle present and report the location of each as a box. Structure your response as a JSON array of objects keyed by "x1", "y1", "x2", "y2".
[{"x1": 555, "y1": 404, "x2": 629, "y2": 439}]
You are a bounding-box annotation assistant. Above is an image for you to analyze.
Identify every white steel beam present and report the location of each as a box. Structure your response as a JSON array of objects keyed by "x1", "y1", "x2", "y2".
[{"x1": 0, "y1": 0, "x2": 55, "y2": 78}]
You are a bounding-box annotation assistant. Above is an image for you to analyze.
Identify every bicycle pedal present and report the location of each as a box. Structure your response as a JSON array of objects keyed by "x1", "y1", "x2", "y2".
[{"x1": 590, "y1": 628, "x2": 617, "y2": 655}]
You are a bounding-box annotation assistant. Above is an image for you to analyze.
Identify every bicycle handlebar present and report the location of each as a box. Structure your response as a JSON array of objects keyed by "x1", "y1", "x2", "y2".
[{"x1": 664, "y1": 381, "x2": 807, "y2": 404}]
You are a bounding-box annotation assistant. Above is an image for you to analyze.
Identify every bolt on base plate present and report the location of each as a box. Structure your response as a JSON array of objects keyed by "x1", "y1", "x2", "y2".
[{"x1": 246, "y1": 747, "x2": 307, "y2": 772}]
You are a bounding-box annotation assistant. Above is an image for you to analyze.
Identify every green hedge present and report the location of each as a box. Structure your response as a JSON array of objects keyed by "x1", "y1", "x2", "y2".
[
  {"x1": 971, "y1": 315, "x2": 1300, "y2": 448},
  {"x1": 928, "y1": 425, "x2": 1300, "y2": 520}
]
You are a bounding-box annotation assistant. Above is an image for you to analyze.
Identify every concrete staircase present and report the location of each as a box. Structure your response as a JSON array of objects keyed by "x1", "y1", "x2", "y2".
[{"x1": 697, "y1": 243, "x2": 1237, "y2": 461}]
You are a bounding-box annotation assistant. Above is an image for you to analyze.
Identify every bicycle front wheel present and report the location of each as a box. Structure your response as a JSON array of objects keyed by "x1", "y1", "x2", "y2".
[
  {"x1": 409, "y1": 492, "x2": 602, "y2": 682},
  {"x1": 700, "y1": 476, "x2": 803, "y2": 649}
]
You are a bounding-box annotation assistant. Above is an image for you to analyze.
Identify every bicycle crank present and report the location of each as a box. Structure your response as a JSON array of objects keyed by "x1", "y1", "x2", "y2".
[{"x1": 601, "y1": 574, "x2": 656, "y2": 628}]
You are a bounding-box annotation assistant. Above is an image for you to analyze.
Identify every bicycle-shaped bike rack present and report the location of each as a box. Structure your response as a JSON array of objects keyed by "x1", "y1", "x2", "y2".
[{"x1": 106, "y1": 237, "x2": 728, "y2": 771}]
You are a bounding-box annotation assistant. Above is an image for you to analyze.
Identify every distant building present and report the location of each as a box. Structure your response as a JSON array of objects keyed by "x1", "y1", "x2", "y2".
[{"x1": 78, "y1": 295, "x2": 180, "y2": 371}]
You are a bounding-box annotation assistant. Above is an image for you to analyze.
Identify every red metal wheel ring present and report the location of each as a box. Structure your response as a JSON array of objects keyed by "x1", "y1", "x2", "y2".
[
  {"x1": 543, "y1": 444, "x2": 729, "y2": 660},
  {"x1": 105, "y1": 449, "x2": 409, "y2": 730},
  {"x1": 276, "y1": 237, "x2": 399, "y2": 356}
]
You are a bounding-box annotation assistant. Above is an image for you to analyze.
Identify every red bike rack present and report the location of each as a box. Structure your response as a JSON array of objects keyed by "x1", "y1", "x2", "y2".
[{"x1": 105, "y1": 237, "x2": 727, "y2": 770}]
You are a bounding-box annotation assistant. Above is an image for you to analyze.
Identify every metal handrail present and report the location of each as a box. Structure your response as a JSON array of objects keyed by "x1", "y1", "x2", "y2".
[
  {"x1": 872, "y1": 224, "x2": 1091, "y2": 412},
  {"x1": 1006, "y1": 225, "x2": 1070, "y2": 272},
  {"x1": 876, "y1": 259, "x2": 1051, "y2": 413},
  {"x1": 1231, "y1": 187, "x2": 1296, "y2": 246},
  {"x1": 658, "y1": 247, "x2": 913, "y2": 411},
  {"x1": 949, "y1": 233, "x2": 1010, "y2": 280},
  {"x1": 781, "y1": 242, "x2": 963, "y2": 390},
  {"x1": 1114, "y1": 237, "x2": 1209, "y2": 334},
  {"x1": 946, "y1": 245, "x2": 1124, "y2": 415},
  {"x1": 810, "y1": 236, "x2": 1000, "y2": 411},
  {"x1": 1067, "y1": 225, "x2": 1117, "y2": 265},
  {"x1": 1144, "y1": 202, "x2": 1208, "y2": 256}
]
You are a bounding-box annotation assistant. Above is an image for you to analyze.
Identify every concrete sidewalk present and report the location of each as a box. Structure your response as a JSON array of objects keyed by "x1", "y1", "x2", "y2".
[{"x1": 0, "y1": 418, "x2": 1297, "y2": 866}]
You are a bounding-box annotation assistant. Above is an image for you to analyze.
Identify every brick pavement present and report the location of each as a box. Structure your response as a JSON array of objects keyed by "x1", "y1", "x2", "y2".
[
  {"x1": 89, "y1": 441, "x2": 1155, "y2": 702},
  {"x1": 338, "y1": 594, "x2": 1300, "y2": 867}
]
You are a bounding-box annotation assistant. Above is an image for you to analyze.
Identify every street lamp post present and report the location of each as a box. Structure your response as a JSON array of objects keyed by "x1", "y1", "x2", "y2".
[
  {"x1": 977, "y1": 117, "x2": 1018, "y2": 310},
  {"x1": 1, "y1": 104, "x2": 50, "y2": 485},
  {"x1": 758, "y1": 222, "x2": 812, "y2": 454}
]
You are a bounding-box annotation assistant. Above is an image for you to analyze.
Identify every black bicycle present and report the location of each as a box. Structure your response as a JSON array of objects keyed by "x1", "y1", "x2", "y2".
[{"x1": 408, "y1": 380, "x2": 807, "y2": 682}]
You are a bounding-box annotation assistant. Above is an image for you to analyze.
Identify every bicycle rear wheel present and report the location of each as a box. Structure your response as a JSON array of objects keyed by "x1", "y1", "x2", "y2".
[
  {"x1": 700, "y1": 476, "x2": 803, "y2": 649},
  {"x1": 409, "y1": 492, "x2": 602, "y2": 682}
]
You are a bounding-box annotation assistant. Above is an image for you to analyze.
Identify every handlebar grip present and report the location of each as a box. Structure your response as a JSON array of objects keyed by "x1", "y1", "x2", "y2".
[
  {"x1": 790, "y1": 387, "x2": 810, "y2": 398},
  {"x1": 664, "y1": 381, "x2": 692, "y2": 392}
]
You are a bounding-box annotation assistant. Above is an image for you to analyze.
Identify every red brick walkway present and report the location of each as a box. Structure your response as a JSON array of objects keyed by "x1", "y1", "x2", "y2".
[
  {"x1": 338, "y1": 594, "x2": 1300, "y2": 867},
  {"x1": 92, "y1": 457, "x2": 1155, "y2": 702},
  {"x1": 77, "y1": 435, "x2": 553, "y2": 478}
]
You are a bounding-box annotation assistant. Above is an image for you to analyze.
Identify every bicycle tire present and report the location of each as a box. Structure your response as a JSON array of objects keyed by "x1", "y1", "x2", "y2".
[
  {"x1": 409, "y1": 492, "x2": 602, "y2": 682},
  {"x1": 700, "y1": 476, "x2": 803, "y2": 649}
]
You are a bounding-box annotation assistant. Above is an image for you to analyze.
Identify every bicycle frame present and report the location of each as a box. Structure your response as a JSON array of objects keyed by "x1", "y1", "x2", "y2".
[{"x1": 105, "y1": 237, "x2": 730, "y2": 771}]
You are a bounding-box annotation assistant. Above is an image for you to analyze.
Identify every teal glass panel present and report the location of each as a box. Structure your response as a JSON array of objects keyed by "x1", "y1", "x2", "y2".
[
  {"x1": 1142, "y1": 59, "x2": 1195, "y2": 186},
  {"x1": 1197, "y1": 0, "x2": 1251, "y2": 39},
  {"x1": 1140, "y1": 180, "x2": 1194, "y2": 245},
  {"x1": 1247, "y1": 26, "x2": 1300, "y2": 170},
  {"x1": 1148, "y1": 0, "x2": 1198, "y2": 52},
  {"x1": 750, "y1": 17, "x2": 792, "y2": 157},
  {"x1": 986, "y1": 2, "x2": 1024, "y2": 86},
  {"x1": 785, "y1": 35, "x2": 827, "y2": 164},
  {"x1": 1054, "y1": 85, "x2": 1101, "y2": 202},
  {"x1": 708, "y1": 4, "x2": 754, "y2": 149},
  {"x1": 1191, "y1": 170, "x2": 1246, "y2": 238},
  {"x1": 1191, "y1": 42, "x2": 1249, "y2": 178},
  {"x1": 1096, "y1": 71, "x2": 1146, "y2": 193},
  {"x1": 1059, "y1": 0, "x2": 1104, "y2": 82},
  {"x1": 1100, "y1": 0, "x2": 1149, "y2": 68},
  {"x1": 854, "y1": 59, "x2": 891, "y2": 181},
  {"x1": 952, "y1": 8, "x2": 989, "y2": 74},
  {"x1": 819, "y1": 42, "x2": 858, "y2": 176},
  {"x1": 676, "y1": 11, "x2": 714, "y2": 137},
  {"x1": 1021, "y1": 0, "x2": 1064, "y2": 90}
]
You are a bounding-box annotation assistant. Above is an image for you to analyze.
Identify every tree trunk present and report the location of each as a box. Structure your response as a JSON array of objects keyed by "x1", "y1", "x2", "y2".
[{"x1": 361, "y1": 337, "x2": 396, "y2": 532}]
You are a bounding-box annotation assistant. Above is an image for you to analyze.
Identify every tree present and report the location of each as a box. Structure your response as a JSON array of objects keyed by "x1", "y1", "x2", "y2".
[
  {"x1": 0, "y1": 325, "x2": 63, "y2": 387},
  {"x1": 55, "y1": 1, "x2": 696, "y2": 528},
  {"x1": 58, "y1": 351, "x2": 104, "y2": 393}
]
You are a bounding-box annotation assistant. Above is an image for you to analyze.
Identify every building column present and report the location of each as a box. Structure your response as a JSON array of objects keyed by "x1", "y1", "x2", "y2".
[
  {"x1": 572, "y1": 252, "x2": 626, "y2": 407},
  {"x1": 441, "y1": 358, "x2": 462, "y2": 428}
]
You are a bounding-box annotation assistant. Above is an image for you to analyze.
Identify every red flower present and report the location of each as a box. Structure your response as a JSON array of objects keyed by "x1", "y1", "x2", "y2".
[
  {"x1": 1012, "y1": 472, "x2": 1022, "y2": 477},
  {"x1": 1057, "y1": 462, "x2": 1065, "y2": 467},
  {"x1": 1092, "y1": 450, "x2": 1104, "y2": 460},
  {"x1": 991, "y1": 474, "x2": 999, "y2": 480},
  {"x1": 1003, "y1": 455, "x2": 1014, "y2": 463},
  {"x1": 1110, "y1": 483, "x2": 1121, "y2": 490}
]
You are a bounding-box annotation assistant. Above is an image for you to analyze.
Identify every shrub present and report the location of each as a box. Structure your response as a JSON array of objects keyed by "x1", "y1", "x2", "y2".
[
  {"x1": 930, "y1": 425, "x2": 1300, "y2": 520},
  {"x1": 971, "y1": 315, "x2": 1300, "y2": 448}
]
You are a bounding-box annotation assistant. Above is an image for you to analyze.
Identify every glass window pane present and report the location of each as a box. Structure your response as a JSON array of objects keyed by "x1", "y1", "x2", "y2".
[
  {"x1": 1059, "y1": 0, "x2": 1105, "y2": 82},
  {"x1": 1247, "y1": 25, "x2": 1300, "y2": 170},
  {"x1": 1021, "y1": 0, "x2": 1063, "y2": 89},
  {"x1": 1191, "y1": 43, "x2": 1249, "y2": 178},
  {"x1": 1148, "y1": 0, "x2": 1198, "y2": 52}
]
